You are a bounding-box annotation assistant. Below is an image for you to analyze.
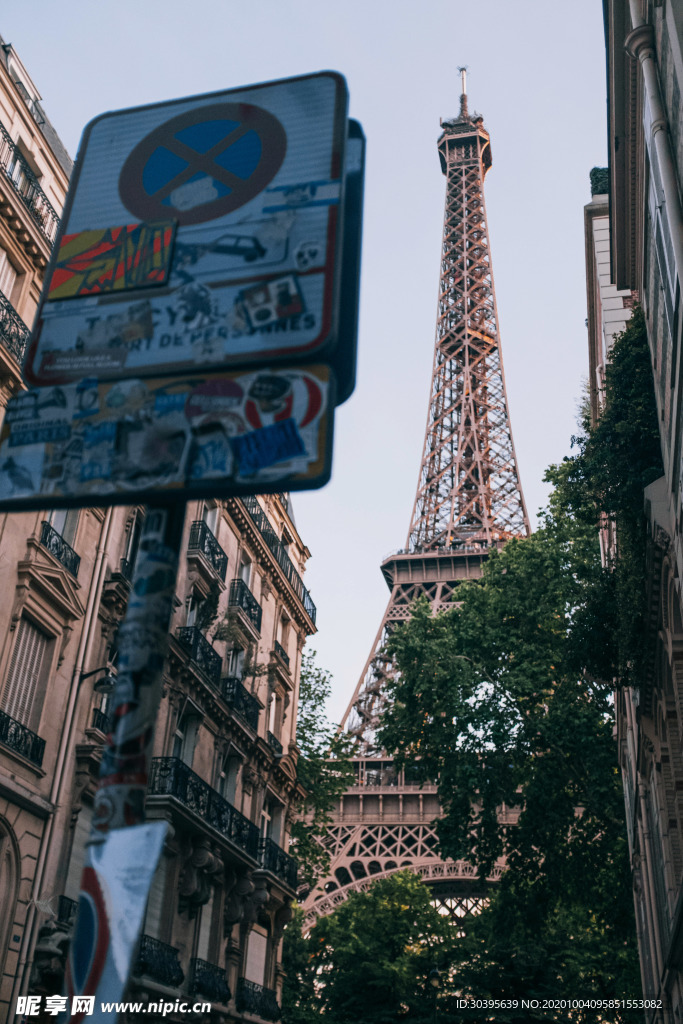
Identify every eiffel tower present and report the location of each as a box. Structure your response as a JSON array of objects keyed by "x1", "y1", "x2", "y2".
[{"x1": 303, "y1": 72, "x2": 530, "y2": 927}]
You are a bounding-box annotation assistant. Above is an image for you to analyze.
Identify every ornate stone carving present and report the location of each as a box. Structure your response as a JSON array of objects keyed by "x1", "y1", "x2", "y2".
[{"x1": 178, "y1": 837, "x2": 224, "y2": 917}]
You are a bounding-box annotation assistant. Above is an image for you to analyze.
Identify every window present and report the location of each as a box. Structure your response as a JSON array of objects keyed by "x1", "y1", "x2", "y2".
[
  {"x1": 216, "y1": 750, "x2": 241, "y2": 804},
  {"x1": 196, "y1": 891, "x2": 215, "y2": 962},
  {"x1": 64, "y1": 804, "x2": 93, "y2": 900},
  {"x1": 186, "y1": 590, "x2": 204, "y2": 628},
  {"x1": 48, "y1": 508, "x2": 79, "y2": 547},
  {"x1": 239, "y1": 551, "x2": 252, "y2": 587},
  {"x1": 268, "y1": 693, "x2": 282, "y2": 737},
  {"x1": 0, "y1": 617, "x2": 49, "y2": 729},
  {"x1": 260, "y1": 796, "x2": 283, "y2": 843},
  {"x1": 203, "y1": 502, "x2": 219, "y2": 536},
  {"x1": 244, "y1": 927, "x2": 268, "y2": 985},
  {"x1": 144, "y1": 856, "x2": 167, "y2": 939},
  {"x1": 173, "y1": 707, "x2": 200, "y2": 766},
  {"x1": 0, "y1": 249, "x2": 18, "y2": 302},
  {"x1": 124, "y1": 510, "x2": 143, "y2": 568},
  {"x1": 227, "y1": 647, "x2": 245, "y2": 679}
]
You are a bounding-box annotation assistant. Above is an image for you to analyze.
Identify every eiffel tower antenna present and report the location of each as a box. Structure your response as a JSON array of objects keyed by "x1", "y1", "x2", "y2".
[{"x1": 304, "y1": 81, "x2": 529, "y2": 924}]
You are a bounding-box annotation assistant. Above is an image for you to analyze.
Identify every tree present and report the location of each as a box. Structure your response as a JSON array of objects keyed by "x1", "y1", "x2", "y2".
[
  {"x1": 283, "y1": 871, "x2": 459, "y2": 1024},
  {"x1": 375, "y1": 468, "x2": 641, "y2": 1017},
  {"x1": 289, "y1": 651, "x2": 354, "y2": 890}
]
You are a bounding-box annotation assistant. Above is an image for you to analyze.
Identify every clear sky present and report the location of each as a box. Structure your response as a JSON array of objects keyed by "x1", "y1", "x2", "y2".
[{"x1": 2, "y1": 1, "x2": 608, "y2": 724}]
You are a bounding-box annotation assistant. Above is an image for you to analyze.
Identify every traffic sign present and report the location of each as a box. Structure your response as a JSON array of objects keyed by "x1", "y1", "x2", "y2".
[
  {"x1": 0, "y1": 364, "x2": 334, "y2": 509},
  {"x1": 25, "y1": 73, "x2": 357, "y2": 386}
]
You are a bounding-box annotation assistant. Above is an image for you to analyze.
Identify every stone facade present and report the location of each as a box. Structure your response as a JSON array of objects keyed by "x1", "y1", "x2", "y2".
[
  {"x1": 594, "y1": 2, "x2": 683, "y2": 1018},
  {"x1": 0, "y1": 38, "x2": 315, "y2": 1024}
]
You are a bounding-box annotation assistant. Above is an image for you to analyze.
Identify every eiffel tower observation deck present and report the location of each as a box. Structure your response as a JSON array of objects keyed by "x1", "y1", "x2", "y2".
[{"x1": 303, "y1": 72, "x2": 530, "y2": 927}]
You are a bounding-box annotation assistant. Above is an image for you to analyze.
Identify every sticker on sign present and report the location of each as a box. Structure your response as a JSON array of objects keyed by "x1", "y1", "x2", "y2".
[
  {"x1": 0, "y1": 365, "x2": 334, "y2": 509},
  {"x1": 25, "y1": 73, "x2": 351, "y2": 386}
]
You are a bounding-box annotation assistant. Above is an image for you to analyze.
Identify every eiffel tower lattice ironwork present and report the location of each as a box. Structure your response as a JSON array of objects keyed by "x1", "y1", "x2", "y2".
[{"x1": 303, "y1": 72, "x2": 529, "y2": 927}]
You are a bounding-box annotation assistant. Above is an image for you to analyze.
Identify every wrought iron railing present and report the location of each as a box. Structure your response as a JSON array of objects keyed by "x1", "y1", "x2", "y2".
[
  {"x1": 267, "y1": 731, "x2": 283, "y2": 757},
  {"x1": 149, "y1": 757, "x2": 260, "y2": 858},
  {"x1": 134, "y1": 934, "x2": 184, "y2": 988},
  {"x1": 57, "y1": 895, "x2": 77, "y2": 926},
  {"x1": 90, "y1": 707, "x2": 111, "y2": 733},
  {"x1": 221, "y1": 676, "x2": 260, "y2": 730},
  {"x1": 187, "y1": 520, "x2": 228, "y2": 581},
  {"x1": 0, "y1": 120, "x2": 60, "y2": 244},
  {"x1": 176, "y1": 626, "x2": 222, "y2": 686},
  {"x1": 189, "y1": 958, "x2": 231, "y2": 1004},
  {"x1": 258, "y1": 837, "x2": 298, "y2": 889},
  {"x1": 40, "y1": 521, "x2": 80, "y2": 578},
  {"x1": 228, "y1": 578, "x2": 262, "y2": 633},
  {"x1": 0, "y1": 289, "x2": 30, "y2": 364},
  {"x1": 241, "y1": 496, "x2": 316, "y2": 624},
  {"x1": 235, "y1": 978, "x2": 281, "y2": 1021},
  {"x1": 0, "y1": 707, "x2": 45, "y2": 767},
  {"x1": 273, "y1": 640, "x2": 290, "y2": 668}
]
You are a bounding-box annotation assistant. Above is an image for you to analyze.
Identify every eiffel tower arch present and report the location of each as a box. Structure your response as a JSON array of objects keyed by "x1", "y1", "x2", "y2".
[{"x1": 303, "y1": 72, "x2": 529, "y2": 924}]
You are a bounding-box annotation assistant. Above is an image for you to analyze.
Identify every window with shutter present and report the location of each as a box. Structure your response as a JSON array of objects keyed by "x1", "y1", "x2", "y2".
[
  {"x1": 244, "y1": 927, "x2": 268, "y2": 985},
  {"x1": 144, "y1": 855, "x2": 168, "y2": 939},
  {"x1": 0, "y1": 618, "x2": 49, "y2": 729},
  {"x1": 196, "y1": 890, "x2": 214, "y2": 963}
]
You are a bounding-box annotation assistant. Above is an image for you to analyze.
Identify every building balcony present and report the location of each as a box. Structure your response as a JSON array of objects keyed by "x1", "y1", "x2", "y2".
[
  {"x1": 148, "y1": 757, "x2": 260, "y2": 860},
  {"x1": 221, "y1": 676, "x2": 260, "y2": 731},
  {"x1": 0, "y1": 119, "x2": 60, "y2": 244},
  {"x1": 266, "y1": 731, "x2": 283, "y2": 757},
  {"x1": 258, "y1": 837, "x2": 298, "y2": 890},
  {"x1": 176, "y1": 626, "x2": 222, "y2": 687},
  {"x1": 90, "y1": 707, "x2": 111, "y2": 734},
  {"x1": 273, "y1": 641, "x2": 290, "y2": 669},
  {"x1": 118, "y1": 557, "x2": 133, "y2": 582},
  {"x1": 0, "y1": 288, "x2": 30, "y2": 365},
  {"x1": 241, "y1": 496, "x2": 316, "y2": 624},
  {"x1": 235, "y1": 978, "x2": 281, "y2": 1021},
  {"x1": 187, "y1": 520, "x2": 228, "y2": 583},
  {"x1": 189, "y1": 958, "x2": 231, "y2": 1005},
  {"x1": 40, "y1": 521, "x2": 80, "y2": 578},
  {"x1": 0, "y1": 707, "x2": 45, "y2": 767},
  {"x1": 134, "y1": 934, "x2": 184, "y2": 989},
  {"x1": 229, "y1": 578, "x2": 262, "y2": 635},
  {"x1": 57, "y1": 896, "x2": 77, "y2": 927}
]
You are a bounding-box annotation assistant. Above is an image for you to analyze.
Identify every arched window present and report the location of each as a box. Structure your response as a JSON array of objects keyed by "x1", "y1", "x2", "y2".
[{"x1": 0, "y1": 819, "x2": 19, "y2": 979}]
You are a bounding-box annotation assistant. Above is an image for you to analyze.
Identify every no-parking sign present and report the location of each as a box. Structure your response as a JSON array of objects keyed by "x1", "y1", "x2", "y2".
[
  {"x1": 24, "y1": 72, "x2": 360, "y2": 388},
  {"x1": 0, "y1": 75, "x2": 364, "y2": 510}
]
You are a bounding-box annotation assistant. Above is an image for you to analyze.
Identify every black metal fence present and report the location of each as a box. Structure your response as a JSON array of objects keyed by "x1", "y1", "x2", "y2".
[
  {"x1": 187, "y1": 520, "x2": 228, "y2": 581},
  {"x1": 221, "y1": 676, "x2": 260, "y2": 730},
  {"x1": 176, "y1": 626, "x2": 222, "y2": 686},
  {"x1": 241, "y1": 496, "x2": 316, "y2": 623},
  {"x1": 40, "y1": 521, "x2": 80, "y2": 578},
  {"x1": 0, "y1": 707, "x2": 45, "y2": 767},
  {"x1": 0, "y1": 120, "x2": 60, "y2": 244},
  {"x1": 149, "y1": 757, "x2": 260, "y2": 858},
  {"x1": 228, "y1": 578, "x2": 262, "y2": 634}
]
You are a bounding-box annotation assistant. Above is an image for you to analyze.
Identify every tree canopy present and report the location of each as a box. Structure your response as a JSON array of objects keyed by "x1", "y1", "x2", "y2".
[
  {"x1": 283, "y1": 871, "x2": 458, "y2": 1024},
  {"x1": 290, "y1": 651, "x2": 354, "y2": 890}
]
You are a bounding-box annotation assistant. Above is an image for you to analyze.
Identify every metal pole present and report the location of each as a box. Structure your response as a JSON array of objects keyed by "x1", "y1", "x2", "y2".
[
  {"x1": 63, "y1": 501, "x2": 186, "y2": 1021},
  {"x1": 93, "y1": 500, "x2": 185, "y2": 832}
]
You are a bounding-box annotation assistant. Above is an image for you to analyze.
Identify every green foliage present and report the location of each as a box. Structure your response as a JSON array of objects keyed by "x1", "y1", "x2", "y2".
[
  {"x1": 374, "y1": 449, "x2": 641, "y2": 1013},
  {"x1": 289, "y1": 651, "x2": 354, "y2": 890},
  {"x1": 562, "y1": 305, "x2": 663, "y2": 684},
  {"x1": 283, "y1": 871, "x2": 458, "y2": 1024}
]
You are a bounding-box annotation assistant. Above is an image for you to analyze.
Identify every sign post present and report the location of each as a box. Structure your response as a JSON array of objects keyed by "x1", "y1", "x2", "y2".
[{"x1": 0, "y1": 72, "x2": 363, "y2": 1020}]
